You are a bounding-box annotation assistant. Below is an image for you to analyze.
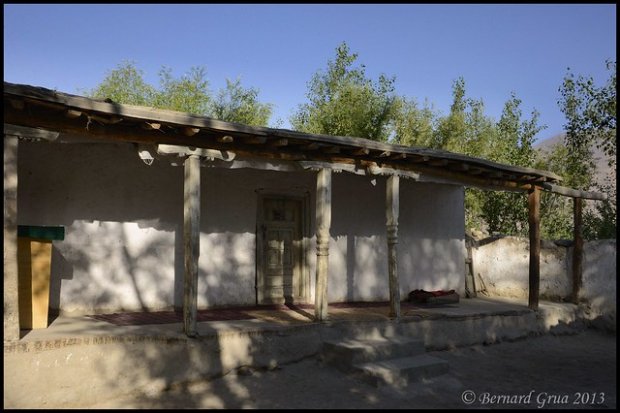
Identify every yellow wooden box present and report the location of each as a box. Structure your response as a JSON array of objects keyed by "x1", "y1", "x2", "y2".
[{"x1": 17, "y1": 225, "x2": 64, "y2": 330}]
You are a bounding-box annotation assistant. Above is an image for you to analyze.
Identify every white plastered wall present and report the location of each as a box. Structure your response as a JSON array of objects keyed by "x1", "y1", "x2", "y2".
[{"x1": 17, "y1": 140, "x2": 465, "y2": 314}]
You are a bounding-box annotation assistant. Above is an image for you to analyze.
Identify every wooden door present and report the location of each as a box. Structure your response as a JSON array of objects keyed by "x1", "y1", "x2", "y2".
[{"x1": 258, "y1": 197, "x2": 303, "y2": 305}]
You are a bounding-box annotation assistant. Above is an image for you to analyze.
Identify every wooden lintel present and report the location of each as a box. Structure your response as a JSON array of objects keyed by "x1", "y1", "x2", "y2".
[
  {"x1": 142, "y1": 122, "x2": 161, "y2": 130},
  {"x1": 65, "y1": 109, "x2": 83, "y2": 119},
  {"x1": 540, "y1": 183, "x2": 606, "y2": 200},
  {"x1": 390, "y1": 153, "x2": 407, "y2": 160},
  {"x1": 451, "y1": 163, "x2": 469, "y2": 172},
  {"x1": 3, "y1": 124, "x2": 59, "y2": 141},
  {"x1": 469, "y1": 168, "x2": 484, "y2": 175},
  {"x1": 217, "y1": 135, "x2": 234, "y2": 143},
  {"x1": 88, "y1": 113, "x2": 122, "y2": 125},
  {"x1": 269, "y1": 138, "x2": 289, "y2": 147},
  {"x1": 410, "y1": 156, "x2": 430, "y2": 163},
  {"x1": 322, "y1": 146, "x2": 340, "y2": 154},
  {"x1": 428, "y1": 159, "x2": 449, "y2": 167},
  {"x1": 157, "y1": 144, "x2": 236, "y2": 161},
  {"x1": 183, "y1": 127, "x2": 201, "y2": 137},
  {"x1": 243, "y1": 136, "x2": 267, "y2": 145},
  {"x1": 9, "y1": 99, "x2": 25, "y2": 110},
  {"x1": 303, "y1": 143, "x2": 320, "y2": 151},
  {"x1": 350, "y1": 147, "x2": 370, "y2": 156}
]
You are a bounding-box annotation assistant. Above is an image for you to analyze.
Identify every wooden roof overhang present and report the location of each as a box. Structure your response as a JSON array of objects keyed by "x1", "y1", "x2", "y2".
[{"x1": 3, "y1": 82, "x2": 604, "y2": 200}]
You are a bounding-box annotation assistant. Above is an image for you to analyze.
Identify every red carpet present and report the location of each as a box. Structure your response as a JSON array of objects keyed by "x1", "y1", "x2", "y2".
[{"x1": 87, "y1": 301, "x2": 420, "y2": 326}]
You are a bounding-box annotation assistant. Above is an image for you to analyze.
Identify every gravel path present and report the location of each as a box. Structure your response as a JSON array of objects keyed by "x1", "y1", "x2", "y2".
[{"x1": 89, "y1": 329, "x2": 616, "y2": 409}]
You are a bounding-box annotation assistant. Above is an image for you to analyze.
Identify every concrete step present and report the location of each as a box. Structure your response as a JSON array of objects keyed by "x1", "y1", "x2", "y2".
[
  {"x1": 322, "y1": 336, "x2": 426, "y2": 371},
  {"x1": 353, "y1": 354, "x2": 450, "y2": 388}
]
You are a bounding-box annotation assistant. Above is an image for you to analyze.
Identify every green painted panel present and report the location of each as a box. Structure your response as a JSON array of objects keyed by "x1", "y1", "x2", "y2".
[{"x1": 17, "y1": 225, "x2": 65, "y2": 241}]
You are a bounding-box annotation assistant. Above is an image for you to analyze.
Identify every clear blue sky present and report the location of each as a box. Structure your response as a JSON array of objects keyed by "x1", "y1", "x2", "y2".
[{"x1": 3, "y1": 4, "x2": 616, "y2": 143}]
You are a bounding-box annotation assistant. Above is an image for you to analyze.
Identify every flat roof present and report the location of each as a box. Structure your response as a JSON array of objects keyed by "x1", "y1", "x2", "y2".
[{"x1": 3, "y1": 82, "x2": 604, "y2": 200}]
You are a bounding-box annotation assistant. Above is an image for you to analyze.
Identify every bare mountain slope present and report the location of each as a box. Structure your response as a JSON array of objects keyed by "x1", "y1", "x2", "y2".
[{"x1": 535, "y1": 133, "x2": 614, "y2": 188}]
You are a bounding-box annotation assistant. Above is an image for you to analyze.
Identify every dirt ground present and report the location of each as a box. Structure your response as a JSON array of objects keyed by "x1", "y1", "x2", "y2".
[{"x1": 88, "y1": 329, "x2": 616, "y2": 409}]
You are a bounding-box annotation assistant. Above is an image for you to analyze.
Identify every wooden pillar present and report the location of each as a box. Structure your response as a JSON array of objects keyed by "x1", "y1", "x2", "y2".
[
  {"x1": 528, "y1": 186, "x2": 540, "y2": 310},
  {"x1": 571, "y1": 197, "x2": 583, "y2": 304},
  {"x1": 4, "y1": 134, "x2": 20, "y2": 341},
  {"x1": 183, "y1": 154, "x2": 200, "y2": 337},
  {"x1": 386, "y1": 175, "x2": 401, "y2": 319},
  {"x1": 315, "y1": 168, "x2": 331, "y2": 321}
]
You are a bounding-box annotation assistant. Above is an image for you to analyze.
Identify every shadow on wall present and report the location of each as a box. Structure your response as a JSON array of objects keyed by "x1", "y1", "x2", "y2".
[
  {"x1": 330, "y1": 174, "x2": 466, "y2": 302},
  {"x1": 473, "y1": 236, "x2": 616, "y2": 324},
  {"x1": 18, "y1": 141, "x2": 310, "y2": 313},
  {"x1": 18, "y1": 140, "x2": 466, "y2": 314}
]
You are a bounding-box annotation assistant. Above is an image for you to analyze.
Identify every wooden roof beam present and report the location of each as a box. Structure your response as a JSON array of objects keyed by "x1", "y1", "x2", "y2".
[
  {"x1": 540, "y1": 183, "x2": 606, "y2": 200},
  {"x1": 303, "y1": 142, "x2": 320, "y2": 151},
  {"x1": 450, "y1": 163, "x2": 470, "y2": 172},
  {"x1": 182, "y1": 127, "x2": 201, "y2": 137},
  {"x1": 9, "y1": 99, "x2": 25, "y2": 110},
  {"x1": 88, "y1": 113, "x2": 122, "y2": 125},
  {"x1": 349, "y1": 147, "x2": 370, "y2": 156},
  {"x1": 243, "y1": 136, "x2": 267, "y2": 145},
  {"x1": 390, "y1": 153, "x2": 407, "y2": 160},
  {"x1": 142, "y1": 122, "x2": 161, "y2": 130},
  {"x1": 65, "y1": 109, "x2": 82, "y2": 119},
  {"x1": 269, "y1": 138, "x2": 289, "y2": 147},
  {"x1": 321, "y1": 146, "x2": 340, "y2": 154},
  {"x1": 410, "y1": 155, "x2": 430, "y2": 163},
  {"x1": 217, "y1": 135, "x2": 234, "y2": 143},
  {"x1": 428, "y1": 159, "x2": 449, "y2": 167}
]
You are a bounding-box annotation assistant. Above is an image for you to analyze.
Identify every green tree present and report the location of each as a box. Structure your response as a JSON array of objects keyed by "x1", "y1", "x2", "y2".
[
  {"x1": 212, "y1": 78, "x2": 273, "y2": 126},
  {"x1": 544, "y1": 60, "x2": 617, "y2": 240},
  {"x1": 433, "y1": 77, "x2": 468, "y2": 152},
  {"x1": 391, "y1": 96, "x2": 436, "y2": 147},
  {"x1": 480, "y1": 94, "x2": 544, "y2": 236},
  {"x1": 87, "y1": 62, "x2": 273, "y2": 126},
  {"x1": 291, "y1": 42, "x2": 397, "y2": 141},
  {"x1": 559, "y1": 60, "x2": 616, "y2": 169},
  {"x1": 89, "y1": 61, "x2": 156, "y2": 106},
  {"x1": 534, "y1": 144, "x2": 575, "y2": 239},
  {"x1": 153, "y1": 66, "x2": 211, "y2": 115}
]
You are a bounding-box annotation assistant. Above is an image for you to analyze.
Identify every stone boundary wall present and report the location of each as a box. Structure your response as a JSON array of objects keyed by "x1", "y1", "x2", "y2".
[{"x1": 471, "y1": 236, "x2": 616, "y2": 327}]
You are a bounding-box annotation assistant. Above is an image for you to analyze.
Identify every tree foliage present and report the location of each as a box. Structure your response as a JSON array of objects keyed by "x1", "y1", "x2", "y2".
[
  {"x1": 89, "y1": 61, "x2": 156, "y2": 106},
  {"x1": 89, "y1": 52, "x2": 615, "y2": 241},
  {"x1": 291, "y1": 42, "x2": 397, "y2": 141},
  {"x1": 391, "y1": 96, "x2": 436, "y2": 148},
  {"x1": 479, "y1": 94, "x2": 543, "y2": 236},
  {"x1": 559, "y1": 60, "x2": 616, "y2": 169},
  {"x1": 212, "y1": 78, "x2": 273, "y2": 126},
  {"x1": 540, "y1": 60, "x2": 617, "y2": 240},
  {"x1": 153, "y1": 66, "x2": 211, "y2": 115},
  {"x1": 87, "y1": 61, "x2": 272, "y2": 126}
]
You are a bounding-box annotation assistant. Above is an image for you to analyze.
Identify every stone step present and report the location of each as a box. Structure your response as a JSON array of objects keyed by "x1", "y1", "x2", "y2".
[
  {"x1": 353, "y1": 354, "x2": 450, "y2": 388},
  {"x1": 322, "y1": 336, "x2": 426, "y2": 371}
]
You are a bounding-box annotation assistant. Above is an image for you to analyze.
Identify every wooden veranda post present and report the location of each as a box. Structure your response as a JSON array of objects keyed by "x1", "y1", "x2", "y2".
[
  {"x1": 572, "y1": 197, "x2": 583, "y2": 304},
  {"x1": 386, "y1": 175, "x2": 401, "y2": 319},
  {"x1": 4, "y1": 134, "x2": 20, "y2": 341},
  {"x1": 528, "y1": 186, "x2": 541, "y2": 310},
  {"x1": 315, "y1": 168, "x2": 332, "y2": 321},
  {"x1": 183, "y1": 154, "x2": 200, "y2": 337}
]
